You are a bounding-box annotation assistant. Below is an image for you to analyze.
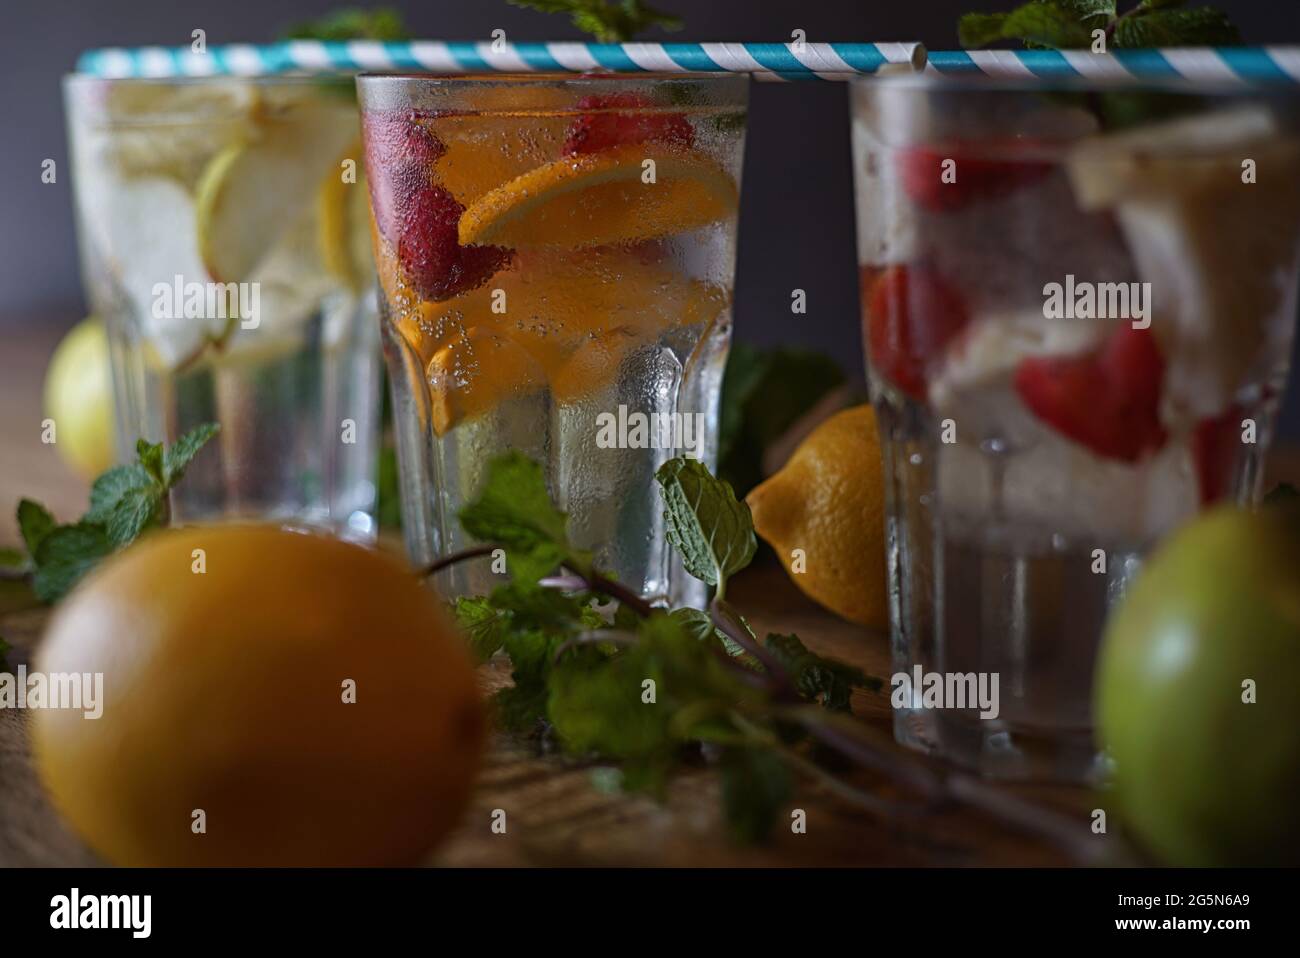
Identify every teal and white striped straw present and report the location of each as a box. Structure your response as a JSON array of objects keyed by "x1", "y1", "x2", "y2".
[
  {"x1": 75, "y1": 41, "x2": 925, "y2": 81},
  {"x1": 75, "y1": 42, "x2": 1300, "y2": 85},
  {"x1": 927, "y1": 47, "x2": 1300, "y2": 84}
]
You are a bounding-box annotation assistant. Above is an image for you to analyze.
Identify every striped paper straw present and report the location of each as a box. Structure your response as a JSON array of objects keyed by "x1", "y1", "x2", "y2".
[
  {"x1": 927, "y1": 47, "x2": 1300, "y2": 85},
  {"x1": 75, "y1": 41, "x2": 925, "y2": 81}
]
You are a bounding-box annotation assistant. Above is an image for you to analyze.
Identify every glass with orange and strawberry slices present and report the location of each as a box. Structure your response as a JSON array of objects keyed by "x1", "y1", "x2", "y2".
[
  {"x1": 357, "y1": 74, "x2": 748, "y2": 604},
  {"x1": 851, "y1": 76, "x2": 1300, "y2": 782}
]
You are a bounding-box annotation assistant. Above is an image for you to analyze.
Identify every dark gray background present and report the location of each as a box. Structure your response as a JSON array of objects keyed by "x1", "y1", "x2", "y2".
[{"x1": 2, "y1": 0, "x2": 1297, "y2": 431}]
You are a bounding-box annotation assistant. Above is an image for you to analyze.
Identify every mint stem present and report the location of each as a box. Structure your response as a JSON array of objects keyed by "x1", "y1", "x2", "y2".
[
  {"x1": 710, "y1": 598, "x2": 799, "y2": 702},
  {"x1": 544, "y1": 566, "x2": 654, "y2": 618},
  {"x1": 418, "y1": 544, "x2": 501, "y2": 578}
]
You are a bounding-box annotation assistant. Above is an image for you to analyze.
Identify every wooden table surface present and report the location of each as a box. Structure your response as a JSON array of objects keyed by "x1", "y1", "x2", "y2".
[{"x1": 1, "y1": 321, "x2": 1293, "y2": 867}]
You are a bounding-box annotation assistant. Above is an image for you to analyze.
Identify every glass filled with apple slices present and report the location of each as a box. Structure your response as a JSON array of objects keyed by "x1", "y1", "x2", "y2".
[
  {"x1": 850, "y1": 75, "x2": 1300, "y2": 782},
  {"x1": 357, "y1": 73, "x2": 747, "y2": 605},
  {"x1": 64, "y1": 75, "x2": 381, "y2": 539}
]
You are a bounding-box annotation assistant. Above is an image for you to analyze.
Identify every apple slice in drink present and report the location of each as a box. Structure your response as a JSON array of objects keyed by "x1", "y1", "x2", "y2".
[
  {"x1": 194, "y1": 98, "x2": 360, "y2": 285},
  {"x1": 1066, "y1": 106, "x2": 1300, "y2": 427},
  {"x1": 88, "y1": 175, "x2": 217, "y2": 369}
]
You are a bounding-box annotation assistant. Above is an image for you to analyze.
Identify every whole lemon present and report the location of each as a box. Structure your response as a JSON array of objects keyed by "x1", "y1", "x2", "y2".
[
  {"x1": 32, "y1": 525, "x2": 485, "y2": 867},
  {"x1": 44, "y1": 317, "x2": 116, "y2": 479},
  {"x1": 746, "y1": 405, "x2": 888, "y2": 628}
]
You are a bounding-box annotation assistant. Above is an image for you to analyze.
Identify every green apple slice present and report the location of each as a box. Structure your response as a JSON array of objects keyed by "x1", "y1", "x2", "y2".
[
  {"x1": 92, "y1": 175, "x2": 216, "y2": 368},
  {"x1": 194, "y1": 100, "x2": 359, "y2": 284}
]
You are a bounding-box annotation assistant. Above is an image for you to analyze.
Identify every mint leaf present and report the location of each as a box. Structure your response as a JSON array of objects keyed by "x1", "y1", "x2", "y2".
[
  {"x1": 459, "y1": 453, "x2": 568, "y2": 553},
  {"x1": 1115, "y1": 6, "x2": 1238, "y2": 46},
  {"x1": 162, "y1": 423, "x2": 220, "y2": 486},
  {"x1": 31, "y1": 523, "x2": 113, "y2": 603},
  {"x1": 547, "y1": 610, "x2": 745, "y2": 792},
  {"x1": 671, "y1": 606, "x2": 743, "y2": 657},
  {"x1": 17, "y1": 499, "x2": 56, "y2": 555},
  {"x1": 961, "y1": 0, "x2": 1238, "y2": 51},
  {"x1": 655, "y1": 457, "x2": 756, "y2": 599},
  {"x1": 990, "y1": 1, "x2": 1094, "y2": 49},
  {"x1": 497, "y1": 627, "x2": 567, "y2": 733},
  {"x1": 508, "y1": 0, "x2": 682, "y2": 43},
  {"x1": 283, "y1": 7, "x2": 410, "y2": 41},
  {"x1": 958, "y1": 12, "x2": 1011, "y2": 47},
  {"x1": 548, "y1": 636, "x2": 673, "y2": 762},
  {"x1": 136, "y1": 438, "x2": 165, "y2": 484},
  {"x1": 23, "y1": 422, "x2": 219, "y2": 604},
  {"x1": 85, "y1": 458, "x2": 166, "y2": 549},
  {"x1": 493, "y1": 582, "x2": 598, "y2": 639},
  {"x1": 719, "y1": 746, "x2": 793, "y2": 844},
  {"x1": 86, "y1": 464, "x2": 152, "y2": 524},
  {"x1": 104, "y1": 485, "x2": 164, "y2": 548},
  {"x1": 764, "y1": 633, "x2": 880, "y2": 712},
  {"x1": 454, "y1": 596, "x2": 510, "y2": 662},
  {"x1": 1061, "y1": 0, "x2": 1117, "y2": 21},
  {"x1": 458, "y1": 452, "x2": 587, "y2": 584}
]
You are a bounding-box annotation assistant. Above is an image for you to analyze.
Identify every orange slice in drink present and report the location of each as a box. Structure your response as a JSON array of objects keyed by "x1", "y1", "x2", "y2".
[
  {"x1": 412, "y1": 247, "x2": 732, "y2": 431},
  {"x1": 458, "y1": 145, "x2": 738, "y2": 249},
  {"x1": 424, "y1": 113, "x2": 570, "y2": 207},
  {"x1": 425, "y1": 326, "x2": 545, "y2": 437}
]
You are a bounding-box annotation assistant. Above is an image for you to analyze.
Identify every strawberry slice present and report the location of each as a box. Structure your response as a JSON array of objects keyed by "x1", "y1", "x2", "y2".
[
  {"x1": 864, "y1": 264, "x2": 970, "y2": 401},
  {"x1": 562, "y1": 92, "x2": 695, "y2": 155},
  {"x1": 1190, "y1": 405, "x2": 1243, "y2": 506},
  {"x1": 398, "y1": 185, "x2": 511, "y2": 302},
  {"x1": 1014, "y1": 325, "x2": 1167, "y2": 463},
  {"x1": 897, "y1": 143, "x2": 1053, "y2": 213},
  {"x1": 364, "y1": 111, "x2": 511, "y2": 301},
  {"x1": 362, "y1": 111, "x2": 445, "y2": 241}
]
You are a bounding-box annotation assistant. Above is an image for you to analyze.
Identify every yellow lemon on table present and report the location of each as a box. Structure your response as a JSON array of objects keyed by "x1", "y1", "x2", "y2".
[
  {"x1": 746, "y1": 405, "x2": 889, "y2": 629},
  {"x1": 43, "y1": 316, "x2": 116, "y2": 479},
  {"x1": 32, "y1": 525, "x2": 485, "y2": 867}
]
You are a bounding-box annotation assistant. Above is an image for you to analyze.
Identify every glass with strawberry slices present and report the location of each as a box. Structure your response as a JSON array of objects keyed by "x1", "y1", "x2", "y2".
[
  {"x1": 357, "y1": 74, "x2": 747, "y2": 604},
  {"x1": 851, "y1": 76, "x2": 1300, "y2": 781}
]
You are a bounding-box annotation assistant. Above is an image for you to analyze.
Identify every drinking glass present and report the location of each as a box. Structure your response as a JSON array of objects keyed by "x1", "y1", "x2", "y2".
[
  {"x1": 357, "y1": 73, "x2": 748, "y2": 604},
  {"x1": 850, "y1": 75, "x2": 1300, "y2": 780},
  {"x1": 65, "y1": 75, "x2": 382, "y2": 539}
]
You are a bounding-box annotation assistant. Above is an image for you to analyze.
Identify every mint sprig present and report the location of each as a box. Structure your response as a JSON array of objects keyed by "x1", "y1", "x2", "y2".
[
  {"x1": 435, "y1": 452, "x2": 1096, "y2": 855},
  {"x1": 508, "y1": 0, "x2": 682, "y2": 43},
  {"x1": 283, "y1": 7, "x2": 410, "y2": 41},
  {"x1": 959, "y1": 0, "x2": 1239, "y2": 50},
  {"x1": 14, "y1": 423, "x2": 220, "y2": 603},
  {"x1": 439, "y1": 452, "x2": 878, "y2": 839}
]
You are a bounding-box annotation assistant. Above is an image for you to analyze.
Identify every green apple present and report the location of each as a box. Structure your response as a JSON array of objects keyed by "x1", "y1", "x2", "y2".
[
  {"x1": 44, "y1": 317, "x2": 116, "y2": 479},
  {"x1": 1097, "y1": 505, "x2": 1300, "y2": 865}
]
